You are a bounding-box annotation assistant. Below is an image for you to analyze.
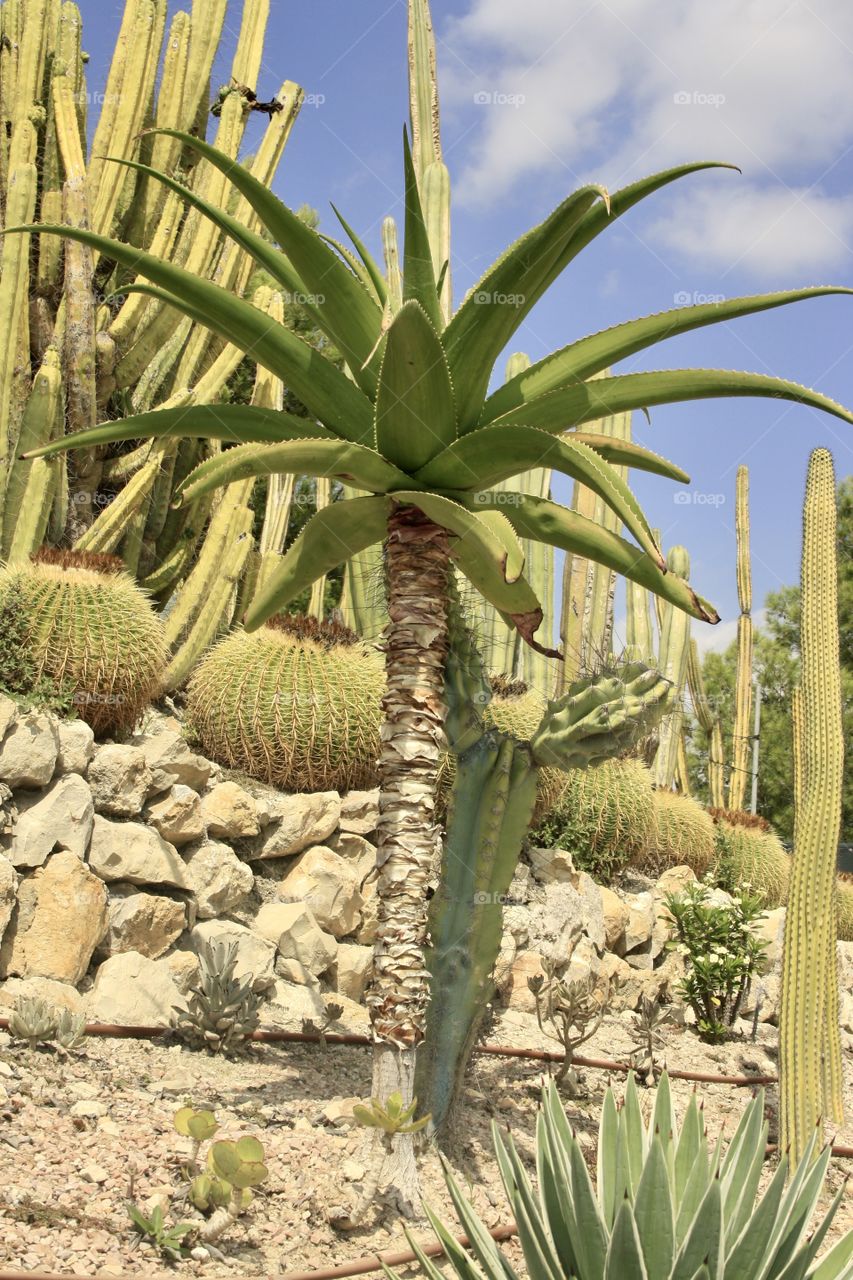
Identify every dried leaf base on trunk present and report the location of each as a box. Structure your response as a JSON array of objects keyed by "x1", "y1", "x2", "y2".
[{"x1": 364, "y1": 505, "x2": 451, "y2": 1219}]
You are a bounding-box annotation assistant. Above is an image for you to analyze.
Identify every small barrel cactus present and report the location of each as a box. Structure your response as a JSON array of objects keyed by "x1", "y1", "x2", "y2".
[
  {"x1": 0, "y1": 549, "x2": 166, "y2": 736},
  {"x1": 638, "y1": 788, "x2": 717, "y2": 876},
  {"x1": 711, "y1": 812, "x2": 790, "y2": 908},
  {"x1": 186, "y1": 614, "x2": 384, "y2": 792},
  {"x1": 533, "y1": 757, "x2": 658, "y2": 877}
]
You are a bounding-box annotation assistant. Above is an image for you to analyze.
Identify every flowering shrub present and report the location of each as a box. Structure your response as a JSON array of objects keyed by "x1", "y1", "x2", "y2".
[{"x1": 664, "y1": 881, "x2": 768, "y2": 1042}]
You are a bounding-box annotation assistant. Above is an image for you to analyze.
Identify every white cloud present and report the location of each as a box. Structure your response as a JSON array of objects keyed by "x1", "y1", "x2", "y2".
[{"x1": 442, "y1": 0, "x2": 853, "y2": 274}]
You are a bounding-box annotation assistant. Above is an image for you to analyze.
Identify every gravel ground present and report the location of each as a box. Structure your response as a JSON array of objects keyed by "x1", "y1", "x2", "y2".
[{"x1": 0, "y1": 1011, "x2": 851, "y2": 1278}]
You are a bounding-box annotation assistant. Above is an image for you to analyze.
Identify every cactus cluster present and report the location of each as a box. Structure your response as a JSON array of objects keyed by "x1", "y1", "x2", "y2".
[
  {"x1": 172, "y1": 939, "x2": 263, "y2": 1055},
  {"x1": 0, "y1": 549, "x2": 166, "y2": 734},
  {"x1": 711, "y1": 814, "x2": 790, "y2": 908},
  {"x1": 186, "y1": 615, "x2": 385, "y2": 792}
]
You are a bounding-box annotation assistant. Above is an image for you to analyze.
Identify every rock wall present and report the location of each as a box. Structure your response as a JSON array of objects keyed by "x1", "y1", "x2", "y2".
[{"x1": 1, "y1": 698, "x2": 851, "y2": 1047}]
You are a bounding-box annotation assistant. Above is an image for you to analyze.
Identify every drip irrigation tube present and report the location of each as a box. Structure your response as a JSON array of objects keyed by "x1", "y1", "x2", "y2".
[{"x1": 0, "y1": 1017, "x2": 779, "y2": 1087}]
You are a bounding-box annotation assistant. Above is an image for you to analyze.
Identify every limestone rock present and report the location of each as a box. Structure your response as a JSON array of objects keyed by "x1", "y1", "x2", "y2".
[
  {"x1": 4, "y1": 774, "x2": 94, "y2": 868},
  {"x1": 86, "y1": 952, "x2": 187, "y2": 1026},
  {"x1": 653, "y1": 864, "x2": 698, "y2": 900},
  {"x1": 623, "y1": 893, "x2": 656, "y2": 955},
  {"x1": 248, "y1": 792, "x2": 341, "y2": 860},
  {"x1": 505, "y1": 950, "x2": 546, "y2": 1012},
  {"x1": 355, "y1": 877, "x2": 378, "y2": 945},
  {"x1": 137, "y1": 730, "x2": 211, "y2": 794},
  {"x1": 88, "y1": 745, "x2": 152, "y2": 817},
  {"x1": 339, "y1": 790, "x2": 379, "y2": 835},
  {"x1": 56, "y1": 719, "x2": 95, "y2": 776},
  {"x1": 181, "y1": 839, "x2": 253, "y2": 918},
  {"x1": 163, "y1": 948, "x2": 200, "y2": 996},
  {"x1": 261, "y1": 979, "x2": 368, "y2": 1034},
  {"x1": 277, "y1": 845, "x2": 362, "y2": 938},
  {"x1": 0, "y1": 712, "x2": 58, "y2": 789},
  {"x1": 200, "y1": 781, "x2": 259, "y2": 839},
  {"x1": 528, "y1": 846, "x2": 577, "y2": 883},
  {"x1": 0, "y1": 695, "x2": 17, "y2": 741},
  {"x1": 598, "y1": 953, "x2": 667, "y2": 1012},
  {"x1": 275, "y1": 957, "x2": 321, "y2": 988},
  {"x1": 88, "y1": 815, "x2": 190, "y2": 889},
  {"x1": 0, "y1": 975, "x2": 85, "y2": 1015},
  {"x1": 328, "y1": 831, "x2": 375, "y2": 884},
  {"x1": 0, "y1": 855, "x2": 16, "y2": 943},
  {"x1": 493, "y1": 930, "x2": 518, "y2": 995},
  {"x1": 0, "y1": 850, "x2": 107, "y2": 984},
  {"x1": 189, "y1": 920, "x2": 276, "y2": 991},
  {"x1": 333, "y1": 942, "x2": 373, "y2": 1002},
  {"x1": 99, "y1": 892, "x2": 186, "y2": 960},
  {"x1": 526, "y1": 875, "x2": 605, "y2": 962},
  {"x1": 253, "y1": 902, "x2": 337, "y2": 976},
  {"x1": 145, "y1": 786, "x2": 205, "y2": 847},
  {"x1": 600, "y1": 886, "x2": 630, "y2": 953}
]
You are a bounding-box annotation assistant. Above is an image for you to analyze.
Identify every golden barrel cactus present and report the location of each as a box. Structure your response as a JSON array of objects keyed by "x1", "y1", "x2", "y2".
[
  {"x1": 186, "y1": 615, "x2": 385, "y2": 792},
  {"x1": 0, "y1": 550, "x2": 166, "y2": 736}
]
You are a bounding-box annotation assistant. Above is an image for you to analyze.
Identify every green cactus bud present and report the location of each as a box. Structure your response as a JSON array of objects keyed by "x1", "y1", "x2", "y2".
[
  {"x1": 529, "y1": 663, "x2": 672, "y2": 771},
  {"x1": 186, "y1": 614, "x2": 384, "y2": 792},
  {"x1": 0, "y1": 549, "x2": 166, "y2": 736}
]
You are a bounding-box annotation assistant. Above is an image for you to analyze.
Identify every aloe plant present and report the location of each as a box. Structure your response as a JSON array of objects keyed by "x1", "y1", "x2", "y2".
[
  {"x1": 17, "y1": 0, "x2": 853, "y2": 1215},
  {"x1": 407, "y1": 1074, "x2": 853, "y2": 1280}
]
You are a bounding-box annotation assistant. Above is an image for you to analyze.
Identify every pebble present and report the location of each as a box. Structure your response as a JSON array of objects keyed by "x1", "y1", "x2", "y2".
[
  {"x1": 71, "y1": 1100, "x2": 108, "y2": 1118},
  {"x1": 342, "y1": 1159, "x2": 366, "y2": 1181},
  {"x1": 81, "y1": 1162, "x2": 109, "y2": 1184}
]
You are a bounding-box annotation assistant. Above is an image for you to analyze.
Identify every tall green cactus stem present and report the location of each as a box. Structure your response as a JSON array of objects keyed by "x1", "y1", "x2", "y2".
[
  {"x1": 408, "y1": 0, "x2": 451, "y2": 323},
  {"x1": 625, "y1": 577, "x2": 655, "y2": 663},
  {"x1": 686, "y1": 637, "x2": 725, "y2": 807},
  {"x1": 780, "y1": 449, "x2": 845, "y2": 1163},
  {"x1": 729, "y1": 465, "x2": 754, "y2": 811},
  {"x1": 652, "y1": 546, "x2": 691, "y2": 790},
  {"x1": 420, "y1": 588, "x2": 672, "y2": 1139}
]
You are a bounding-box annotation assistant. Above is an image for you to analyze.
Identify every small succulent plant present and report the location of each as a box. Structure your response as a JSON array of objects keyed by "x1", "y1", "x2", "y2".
[
  {"x1": 629, "y1": 995, "x2": 676, "y2": 1086},
  {"x1": 174, "y1": 1107, "x2": 219, "y2": 1172},
  {"x1": 302, "y1": 999, "x2": 344, "y2": 1050},
  {"x1": 127, "y1": 1202, "x2": 196, "y2": 1261},
  {"x1": 529, "y1": 937, "x2": 616, "y2": 1097},
  {"x1": 193, "y1": 1137, "x2": 269, "y2": 1244},
  {"x1": 172, "y1": 940, "x2": 264, "y2": 1055},
  {"x1": 54, "y1": 1009, "x2": 88, "y2": 1053},
  {"x1": 8, "y1": 997, "x2": 59, "y2": 1049}
]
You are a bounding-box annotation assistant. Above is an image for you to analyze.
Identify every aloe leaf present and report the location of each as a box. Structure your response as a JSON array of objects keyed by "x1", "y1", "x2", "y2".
[
  {"x1": 99, "y1": 155, "x2": 326, "y2": 332},
  {"x1": 243, "y1": 496, "x2": 390, "y2": 629},
  {"x1": 444, "y1": 184, "x2": 609, "y2": 432},
  {"x1": 176, "y1": 439, "x2": 413, "y2": 505},
  {"x1": 331, "y1": 202, "x2": 388, "y2": 305},
  {"x1": 486, "y1": 368, "x2": 853, "y2": 434},
  {"x1": 483, "y1": 287, "x2": 853, "y2": 419},
  {"x1": 22, "y1": 404, "x2": 341, "y2": 459},
  {"x1": 402, "y1": 128, "x2": 443, "y2": 331},
  {"x1": 374, "y1": 301, "x2": 456, "y2": 470},
  {"x1": 393, "y1": 490, "x2": 525, "y2": 588},
  {"x1": 463, "y1": 492, "x2": 719, "y2": 622},
  {"x1": 145, "y1": 128, "x2": 384, "y2": 391},
  {"x1": 605, "y1": 1200, "x2": 649, "y2": 1280},
  {"x1": 416, "y1": 424, "x2": 663, "y2": 566},
  {"x1": 7, "y1": 226, "x2": 374, "y2": 441},
  {"x1": 565, "y1": 431, "x2": 690, "y2": 483}
]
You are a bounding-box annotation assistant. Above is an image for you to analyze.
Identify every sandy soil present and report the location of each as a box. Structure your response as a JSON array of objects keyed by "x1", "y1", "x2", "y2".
[{"x1": 1, "y1": 1009, "x2": 851, "y2": 1277}]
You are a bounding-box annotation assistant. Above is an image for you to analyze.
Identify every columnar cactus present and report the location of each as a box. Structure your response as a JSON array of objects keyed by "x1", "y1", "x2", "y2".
[
  {"x1": 780, "y1": 448, "x2": 845, "y2": 1162},
  {"x1": 652, "y1": 546, "x2": 692, "y2": 789},
  {"x1": 686, "y1": 636, "x2": 725, "y2": 807},
  {"x1": 729, "y1": 465, "x2": 754, "y2": 810}
]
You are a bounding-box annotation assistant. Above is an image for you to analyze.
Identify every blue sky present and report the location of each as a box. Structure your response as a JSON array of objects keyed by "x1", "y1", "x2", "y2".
[{"x1": 83, "y1": 1, "x2": 853, "y2": 654}]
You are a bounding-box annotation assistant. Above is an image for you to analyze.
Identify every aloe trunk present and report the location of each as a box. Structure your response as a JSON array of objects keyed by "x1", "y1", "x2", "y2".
[{"x1": 779, "y1": 448, "x2": 845, "y2": 1164}]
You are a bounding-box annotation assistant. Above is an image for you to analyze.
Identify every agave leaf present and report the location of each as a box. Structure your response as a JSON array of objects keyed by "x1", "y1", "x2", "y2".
[
  {"x1": 420, "y1": 1207, "x2": 501, "y2": 1280},
  {"x1": 604, "y1": 1199, "x2": 649, "y2": 1280},
  {"x1": 598, "y1": 1087, "x2": 620, "y2": 1229},
  {"x1": 437, "y1": 1154, "x2": 521, "y2": 1280},
  {"x1": 319, "y1": 231, "x2": 383, "y2": 304},
  {"x1": 674, "y1": 1095, "x2": 705, "y2": 1201},
  {"x1": 416, "y1": 424, "x2": 663, "y2": 565},
  {"x1": 724, "y1": 1157, "x2": 790, "y2": 1280},
  {"x1": 244, "y1": 496, "x2": 390, "y2": 629},
  {"x1": 671, "y1": 1177, "x2": 722, "y2": 1280},
  {"x1": 331, "y1": 202, "x2": 388, "y2": 305},
  {"x1": 568, "y1": 1138, "x2": 610, "y2": 1277},
  {"x1": 765, "y1": 1145, "x2": 833, "y2": 1279},
  {"x1": 808, "y1": 1224, "x2": 853, "y2": 1280},
  {"x1": 536, "y1": 1110, "x2": 581, "y2": 1275},
  {"x1": 444, "y1": 184, "x2": 609, "y2": 432},
  {"x1": 463, "y1": 492, "x2": 719, "y2": 622},
  {"x1": 175, "y1": 439, "x2": 413, "y2": 505},
  {"x1": 483, "y1": 287, "x2": 853, "y2": 418},
  {"x1": 632, "y1": 1137, "x2": 675, "y2": 1277},
  {"x1": 402, "y1": 129, "x2": 443, "y2": 331},
  {"x1": 145, "y1": 128, "x2": 384, "y2": 392},
  {"x1": 8, "y1": 226, "x2": 373, "y2": 442},
  {"x1": 22, "y1": 404, "x2": 340, "y2": 461},
  {"x1": 493, "y1": 1129, "x2": 563, "y2": 1280},
  {"x1": 622, "y1": 1073, "x2": 646, "y2": 1196},
  {"x1": 486, "y1": 368, "x2": 853, "y2": 434},
  {"x1": 374, "y1": 301, "x2": 456, "y2": 471}
]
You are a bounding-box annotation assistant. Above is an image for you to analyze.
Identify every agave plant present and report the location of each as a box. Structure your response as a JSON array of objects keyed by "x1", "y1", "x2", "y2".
[
  {"x1": 411, "y1": 1074, "x2": 853, "y2": 1280},
  {"x1": 13, "y1": 0, "x2": 853, "y2": 1213}
]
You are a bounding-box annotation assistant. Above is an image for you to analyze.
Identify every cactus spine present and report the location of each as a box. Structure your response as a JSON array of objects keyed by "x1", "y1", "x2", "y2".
[
  {"x1": 779, "y1": 449, "x2": 845, "y2": 1163},
  {"x1": 729, "y1": 465, "x2": 754, "y2": 810}
]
